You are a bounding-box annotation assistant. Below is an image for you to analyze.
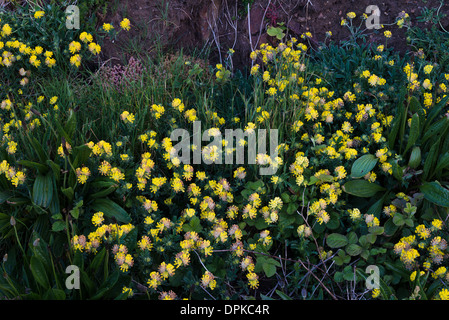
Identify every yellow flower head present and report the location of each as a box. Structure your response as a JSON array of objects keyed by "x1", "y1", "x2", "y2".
[
  {"x1": 120, "y1": 18, "x2": 131, "y2": 31},
  {"x1": 34, "y1": 11, "x2": 45, "y2": 19}
]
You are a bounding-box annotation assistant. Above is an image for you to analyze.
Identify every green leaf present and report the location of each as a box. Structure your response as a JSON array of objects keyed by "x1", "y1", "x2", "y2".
[
  {"x1": 52, "y1": 221, "x2": 66, "y2": 232},
  {"x1": 64, "y1": 109, "x2": 77, "y2": 138},
  {"x1": 388, "y1": 109, "x2": 402, "y2": 150},
  {"x1": 347, "y1": 231, "x2": 358, "y2": 244},
  {"x1": 61, "y1": 187, "x2": 74, "y2": 203},
  {"x1": 366, "y1": 192, "x2": 389, "y2": 217},
  {"x1": 70, "y1": 200, "x2": 83, "y2": 219},
  {"x1": 434, "y1": 152, "x2": 449, "y2": 176},
  {"x1": 403, "y1": 113, "x2": 420, "y2": 155},
  {"x1": 408, "y1": 96, "x2": 426, "y2": 131},
  {"x1": 89, "y1": 247, "x2": 107, "y2": 274},
  {"x1": 391, "y1": 161, "x2": 403, "y2": 181},
  {"x1": 420, "y1": 181, "x2": 449, "y2": 208},
  {"x1": 90, "y1": 198, "x2": 131, "y2": 223},
  {"x1": 408, "y1": 146, "x2": 421, "y2": 169},
  {"x1": 0, "y1": 191, "x2": 13, "y2": 204},
  {"x1": 54, "y1": 120, "x2": 72, "y2": 146},
  {"x1": 29, "y1": 137, "x2": 49, "y2": 163},
  {"x1": 71, "y1": 144, "x2": 92, "y2": 169},
  {"x1": 422, "y1": 117, "x2": 449, "y2": 146},
  {"x1": 17, "y1": 160, "x2": 48, "y2": 175},
  {"x1": 393, "y1": 212, "x2": 405, "y2": 226},
  {"x1": 286, "y1": 202, "x2": 297, "y2": 215},
  {"x1": 384, "y1": 218, "x2": 399, "y2": 236},
  {"x1": 276, "y1": 290, "x2": 292, "y2": 300},
  {"x1": 316, "y1": 174, "x2": 334, "y2": 183},
  {"x1": 422, "y1": 138, "x2": 440, "y2": 181},
  {"x1": 262, "y1": 262, "x2": 277, "y2": 278},
  {"x1": 350, "y1": 154, "x2": 378, "y2": 179},
  {"x1": 32, "y1": 173, "x2": 54, "y2": 208},
  {"x1": 46, "y1": 160, "x2": 61, "y2": 182},
  {"x1": 46, "y1": 288, "x2": 66, "y2": 300},
  {"x1": 30, "y1": 256, "x2": 50, "y2": 289},
  {"x1": 368, "y1": 226, "x2": 384, "y2": 235},
  {"x1": 424, "y1": 94, "x2": 449, "y2": 130},
  {"x1": 182, "y1": 216, "x2": 203, "y2": 233},
  {"x1": 346, "y1": 244, "x2": 362, "y2": 256},
  {"x1": 326, "y1": 233, "x2": 348, "y2": 248},
  {"x1": 342, "y1": 180, "x2": 386, "y2": 197}
]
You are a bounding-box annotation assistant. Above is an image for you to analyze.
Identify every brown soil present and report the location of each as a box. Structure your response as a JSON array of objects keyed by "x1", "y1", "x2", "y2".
[{"x1": 97, "y1": 0, "x2": 449, "y2": 70}]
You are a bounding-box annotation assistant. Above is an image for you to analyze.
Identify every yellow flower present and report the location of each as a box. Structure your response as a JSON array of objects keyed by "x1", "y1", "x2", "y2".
[
  {"x1": 70, "y1": 54, "x2": 82, "y2": 67},
  {"x1": 423, "y1": 64, "x2": 433, "y2": 74},
  {"x1": 92, "y1": 212, "x2": 104, "y2": 226},
  {"x1": 88, "y1": 42, "x2": 101, "y2": 55},
  {"x1": 2, "y1": 24, "x2": 12, "y2": 36},
  {"x1": 120, "y1": 111, "x2": 135, "y2": 124},
  {"x1": 6, "y1": 141, "x2": 17, "y2": 154},
  {"x1": 102, "y1": 23, "x2": 114, "y2": 32},
  {"x1": 439, "y1": 289, "x2": 449, "y2": 300},
  {"x1": 120, "y1": 18, "x2": 131, "y2": 31},
  {"x1": 346, "y1": 12, "x2": 356, "y2": 19},
  {"x1": 79, "y1": 32, "x2": 93, "y2": 43},
  {"x1": 34, "y1": 11, "x2": 45, "y2": 19},
  {"x1": 76, "y1": 166, "x2": 91, "y2": 184},
  {"x1": 69, "y1": 41, "x2": 81, "y2": 54},
  {"x1": 384, "y1": 30, "x2": 392, "y2": 38}
]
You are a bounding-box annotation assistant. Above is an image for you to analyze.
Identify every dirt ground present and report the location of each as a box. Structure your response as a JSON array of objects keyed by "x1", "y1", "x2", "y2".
[{"x1": 98, "y1": 0, "x2": 449, "y2": 69}]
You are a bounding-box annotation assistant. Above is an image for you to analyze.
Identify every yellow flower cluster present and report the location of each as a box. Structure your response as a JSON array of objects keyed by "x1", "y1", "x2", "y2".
[{"x1": 394, "y1": 219, "x2": 447, "y2": 271}]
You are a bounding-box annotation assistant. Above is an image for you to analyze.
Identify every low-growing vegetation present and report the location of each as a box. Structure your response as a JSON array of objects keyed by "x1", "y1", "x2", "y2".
[{"x1": 0, "y1": 2, "x2": 448, "y2": 300}]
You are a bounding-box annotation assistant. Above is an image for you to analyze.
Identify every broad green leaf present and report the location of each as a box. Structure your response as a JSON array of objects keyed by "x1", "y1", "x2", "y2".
[
  {"x1": 434, "y1": 152, "x2": 449, "y2": 176},
  {"x1": 342, "y1": 180, "x2": 386, "y2": 197},
  {"x1": 346, "y1": 244, "x2": 362, "y2": 256},
  {"x1": 422, "y1": 117, "x2": 449, "y2": 146},
  {"x1": 90, "y1": 198, "x2": 131, "y2": 223},
  {"x1": 420, "y1": 181, "x2": 449, "y2": 208},
  {"x1": 29, "y1": 137, "x2": 48, "y2": 163},
  {"x1": 326, "y1": 233, "x2": 348, "y2": 248},
  {"x1": 422, "y1": 138, "x2": 440, "y2": 181},
  {"x1": 64, "y1": 109, "x2": 77, "y2": 138},
  {"x1": 0, "y1": 191, "x2": 12, "y2": 204},
  {"x1": 388, "y1": 111, "x2": 402, "y2": 150},
  {"x1": 368, "y1": 226, "x2": 385, "y2": 235},
  {"x1": 286, "y1": 202, "x2": 297, "y2": 215},
  {"x1": 182, "y1": 216, "x2": 203, "y2": 233},
  {"x1": 43, "y1": 288, "x2": 66, "y2": 300},
  {"x1": 408, "y1": 146, "x2": 421, "y2": 169},
  {"x1": 384, "y1": 218, "x2": 399, "y2": 236},
  {"x1": 17, "y1": 160, "x2": 48, "y2": 175},
  {"x1": 51, "y1": 221, "x2": 66, "y2": 232},
  {"x1": 72, "y1": 145, "x2": 92, "y2": 169},
  {"x1": 403, "y1": 113, "x2": 420, "y2": 155},
  {"x1": 276, "y1": 290, "x2": 292, "y2": 300},
  {"x1": 350, "y1": 154, "x2": 378, "y2": 179},
  {"x1": 30, "y1": 256, "x2": 50, "y2": 289},
  {"x1": 424, "y1": 94, "x2": 449, "y2": 130},
  {"x1": 89, "y1": 185, "x2": 118, "y2": 199},
  {"x1": 32, "y1": 173, "x2": 54, "y2": 208},
  {"x1": 263, "y1": 262, "x2": 277, "y2": 278},
  {"x1": 89, "y1": 247, "x2": 107, "y2": 274},
  {"x1": 365, "y1": 192, "x2": 389, "y2": 217},
  {"x1": 393, "y1": 213, "x2": 405, "y2": 226}
]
